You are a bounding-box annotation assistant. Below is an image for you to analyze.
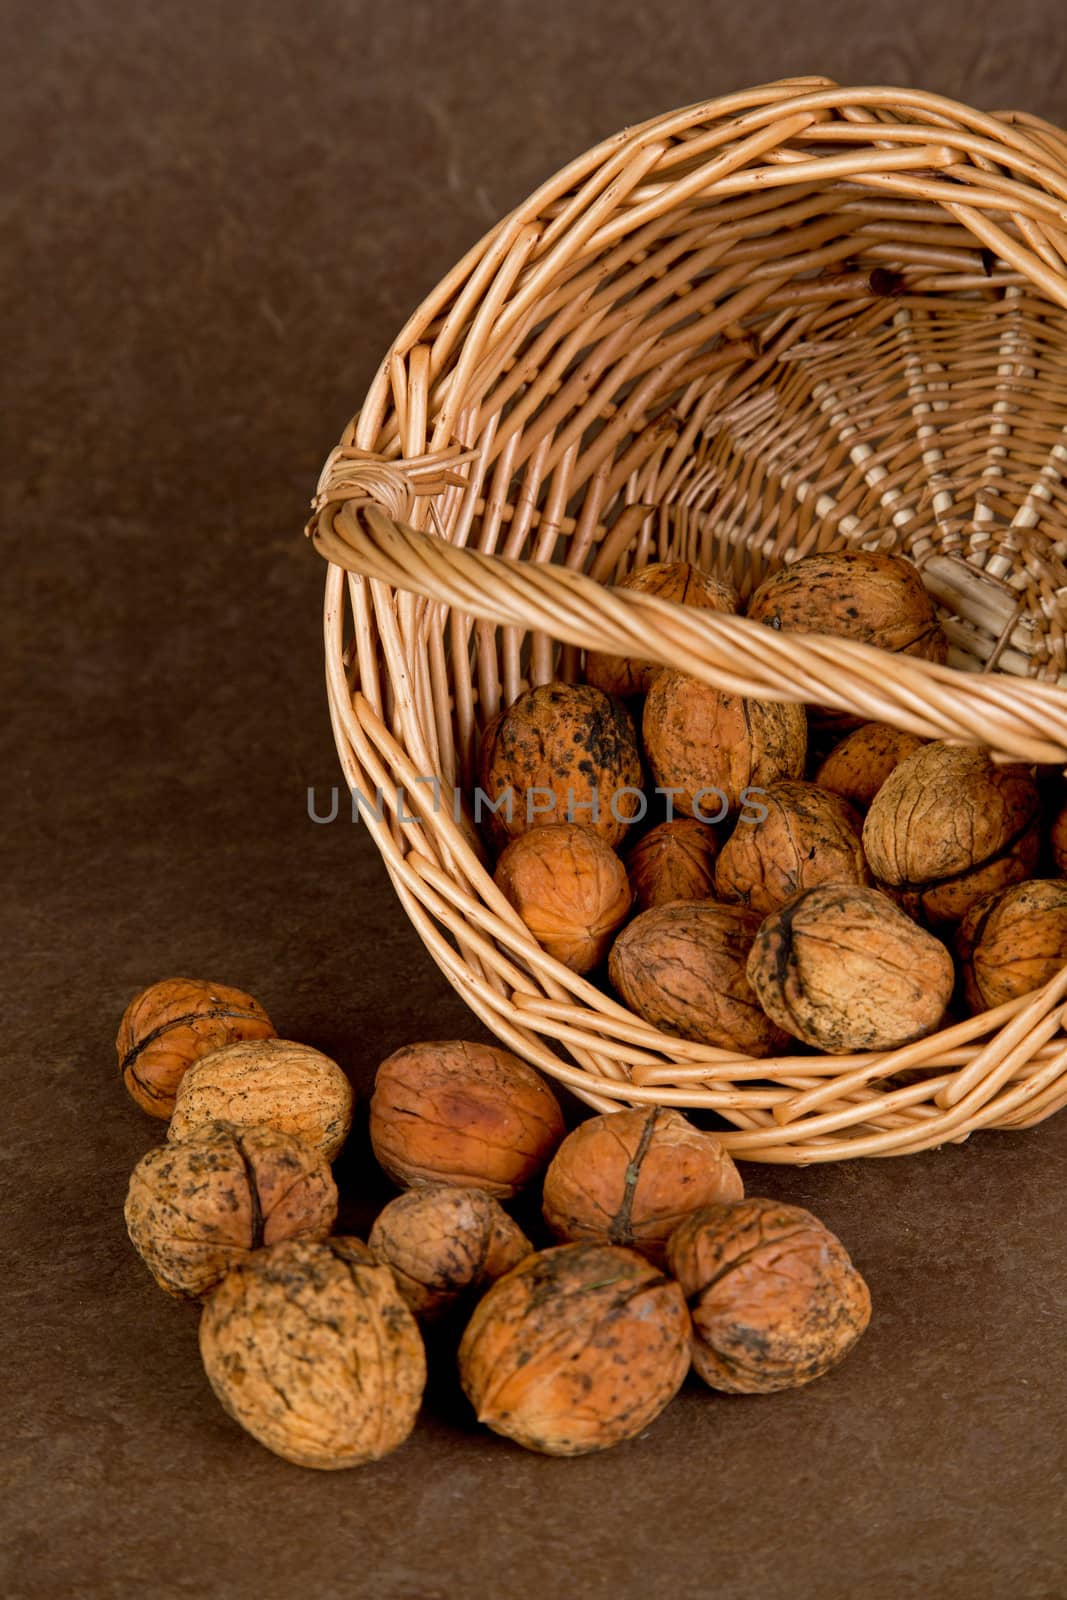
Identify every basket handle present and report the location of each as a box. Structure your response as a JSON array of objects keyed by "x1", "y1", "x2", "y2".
[{"x1": 307, "y1": 458, "x2": 1067, "y2": 767}]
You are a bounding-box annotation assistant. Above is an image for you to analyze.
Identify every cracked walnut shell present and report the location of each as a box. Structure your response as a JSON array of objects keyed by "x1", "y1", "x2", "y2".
[
  {"x1": 665, "y1": 1199, "x2": 871, "y2": 1393},
  {"x1": 956, "y1": 879, "x2": 1067, "y2": 1013},
  {"x1": 585, "y1": 561, "x2": 738, "y2": 699},
  {"x1": 458, "y1": 1242, "x2": 690, "y2": 1455},
  {"x1": 493, "y1": 822, "x2": 632, "y2": 973},
  {"x1": 117, "y1": 977, "x2": 276, "y2": 1119},
  {"x1": 714, "y1": 780, "x2": 869, "y2": 915},
  {"x1": 199, "y1": 1236, "x2": 426, "y2": 1469},
  {"x1": 168, "y1": 1038, "x2": 354, "y2": 1161},
  {"x1": 542, "y1": 1107, "x2": 743, "y2": 1267},
  {"x1": 124, "y1": 1122, "x2": 337, "y2": 1300},
  {"x1": 368, "y1": 1185, "x2": 533, "y2": 1320},
  {"x1": 625, "y1": 817, "x2": 719, "y2": 912}
]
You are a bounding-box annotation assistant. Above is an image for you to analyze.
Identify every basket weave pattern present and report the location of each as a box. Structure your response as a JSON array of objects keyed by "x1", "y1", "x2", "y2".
[{"x1": 309, "y1": 80, "x2": 1067, "y2": 1162}]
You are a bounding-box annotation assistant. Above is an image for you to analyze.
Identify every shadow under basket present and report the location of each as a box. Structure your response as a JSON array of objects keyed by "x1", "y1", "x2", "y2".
[{"x1": 309, "y1": 79, "x2": 1067, "y2": 1163}]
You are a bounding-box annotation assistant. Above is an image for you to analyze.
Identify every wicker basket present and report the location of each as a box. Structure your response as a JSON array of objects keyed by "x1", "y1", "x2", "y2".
[{"x1": 309, "y1": 79, "x2": 1067, "y2": 1163}]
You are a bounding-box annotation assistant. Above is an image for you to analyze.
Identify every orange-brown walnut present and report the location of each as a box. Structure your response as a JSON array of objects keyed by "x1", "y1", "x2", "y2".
[
  {"x1": 368, "y1": 1185, "x2": 532, "y2": 1319},
  {"x1": 746, "y1": 882, "x2": 955, "y2": 1053},
  {"x1": 665, "y1": 1198, "x2": 871, "y2": 1393},
  {"x1": 814, "y1": 722, "x2": 928, "y2": 812},
  {"x1": 609, "y1": 900, "x2": 791, "y2": 1055},
  {"x1": 169, "y1": 1038, "x2": 354, "y2": 1160},
  {"x1": 457, "y1": 1242, "x2": 690, "y2": 1455},
  {"x1": 199, "y1": 1237, "x2": 425, "y2": 1469},
  {"x1": 369, "y1": 1040, "x2": 565, "y2": 1198},
  {"x1": 714, "y1": 781, "x2": 869, "y2": 915},
  {"x1": 542, "y1": 1106, "x2": 743, "y2": 1267},
  {"x1": 478, "y1": 681, "x2": 643, "y2": 849},
  {"x1": 643, "y1": 673, "x2": 807, "y2": 819},
  {"x1": 956, "y1": 879, "x2": 1067, "y2": 1013},
  {"x1": 625, "y1": 817, "x2": 719, "y2": 911},
  {"x1": 585, "y1": 561, "x2": 738, "y2": 699},
  {"x1": 493, "y1": 822, "x2": 633, "y2": 973},
  {"x1": 117, "y1": 977, "x2": 276, "y2": 1119},
  {"x1": 862, "y1": 742, "x2": 1041, "y2": 925},
  {"x1": 124, "y1": 1122, "x2": 337, "y2": 1300}
]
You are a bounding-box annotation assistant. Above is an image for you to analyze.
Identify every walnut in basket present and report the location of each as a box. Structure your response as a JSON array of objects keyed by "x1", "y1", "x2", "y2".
[
  {"x1": 367, "y1": 1185, "x2": 532, "y2": 1320},
  {"x1": 199, "y1": 1236, "x2": 426, "y2": 1469},
  {"x1": 746, "y1": 882, "x2": 955, "y2": 1053},
  {"x1": 642, "y1": 673, "x2": 807, "y2": 819},
  {"x1": 666, "y1": 1199, "x2": 871, "y2": 1393},
  {"x1": 1051, "y1": 801, "x2": 1067, "y2": 876},
  {"x1": 457, "y1": 1242, "x2": 690, "y2": 1455},
  {"x1": 585, "y1": 561, "x2": 739, "y2": 699},
  {"x1": 956, "y1": 879, "x2": 1067, "y2": 1013},
  {"x1": 625, "y1": 816, "x2": 720, "y2": 911},
  {"x1": 542, "y1": 1107, "x2": 742, "y2": 1267},
  {"x1": 814, "y1": 721, "x2": 928, "y2": 812},
  {"x1": 117, "y1": 977, "x2": 276, "y2": 1119},
  {"x1": 493, "y1": 822, "x2": 632, "y2": 973},
  {"x1": 168, "y1": 1038, "x2": 353, "y2": 1160},
  {"x1": 478, "y1": 680, "x2": 643, "y2": 849},
  {"x1": 609, "y1": 900, "x2": 791, "y2": 1055},
  {"x1": 714, "y1": 780, "x2": 869, "y2": 915},
  {"x1": 862, "y1": 742, "x2": 1041, "y2": 925}
]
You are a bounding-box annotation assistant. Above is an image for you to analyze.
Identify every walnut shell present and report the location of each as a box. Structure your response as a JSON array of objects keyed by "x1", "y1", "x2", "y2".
[
  {"x1": 585, "y1": 561, "x2": 738, "y2": 699},
  {"x1": 747, "y1": 882, "x2": 955, "y2": 1053},
  {"x1": 625, "y1": 817, "x2": 719, "y2": 911},
  {"x1": 1051, "y1": 801, "x2": 1067, "y2": 876},
  {"x1": 478, "y1": 681, "x2": 643, "y2": 849},
  {"x1": 124, "y1": 1122, "x2": 337, "y2": 1300},
  {"x1": 369, "y1": 1041, "x2": 565, "y2": 1198},
  {"x1": 956, "y1": 879, "x2": 1067, "y2": 1013},
  {"x1": 199, "y1": 1237, "x2": 426, "y2": 1469},
  {"x1": 814, "y1": 722, "x2": 928, "y2": 812},
  {"x1": 168, "y1": 1038, "x2": 354, "y2": 1160},
  {"x1": 542, "y1": 1107, "x2": 743, "y2": 1266},
  {"x1": 609, "y1": 901, "x2": 791, "y2": 1055},
  {"x1": 457, "y1": 1242, "x2": 690, "y2": 1455},
  {"x1": 862, "y1": 743, "x2": 1041, "y2": 924},
  {"x1": 493, "y1": 822, "x2": 632, "y2": 973},
  {"x1": 117, "y1": 977, "x2": 276, "y2": 1119},
  {"x1": 665, "y1": 1199, "x2": 871, "y2": 1393},
  {"x1": 643, "y1": 673, "x2": 807, "y2": 819},
  {"x1": 368, "y1": 1185, "x2": 533, "y2": 1319},
  {"x1": 714, "y1": 781, "x2": 869, "y2": 914}
]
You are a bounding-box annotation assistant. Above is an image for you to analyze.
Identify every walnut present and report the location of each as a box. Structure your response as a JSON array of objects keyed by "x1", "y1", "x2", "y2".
[
  {"x1": 643, "y1": 673, "x2": 807, "y2": 819},
  {"x1": 1051, "y1": 800, "x2": 1067, "y2": 876},
  {"x1": 625, "y1": 817, "x2": 719, "y2": 911},
  {"x1": 542, "y1": 1107, "x2": 743, "y2": 1266},
  {"x1": 117, "y1": 977, "x2": 275, "y2": 1119},
  {"x1": 665, "y1": 1199, "x2": 871, "y2": 1393},
  {"x1": 168, "y1": 1038, "x2": 354, "y2": 1160},
  {"x1": 862, "y1": 742, "x2": 1041, "y2": 924},
  {"x1": 493, "y1": 822, "x2": 632, "y2": 973},
  {"x1": 956, "y1": 879, "x2": 1067, "y2": 1013},
  {"x1": 367, "y1": 1185, "x2": 532, "y2": 1319},
  {"x1": 585, "y1": 561, "x2": 738, "y2": 699},
  {"x1": 609, "y1": 901, "x2": 791, "y2": 1055},
  {"x1": 746, "y1": 882, "x2": 955, "y2": 1053},
  {"x1": 124, "y1": 1122, "x2": 337, "y2": 1300},
  {"x1": 714, "y1": 780, "x2": 869, "y2": 915},
  {"x1": 199, "y1": 1237, "x2": 426, "y2": 1469},
  {"x1": 478, "y1": 681, "x2": 643, "y2": 849},
  {"x1": 457, "y1": 1242, "x2": 690, "y2": 1455},
  {"x1": 814, "y1": 722, "x2": 928, "y2": 812},
  {"x1": 369, "y1": 1040, "x2": 565, "y2": 1198}
]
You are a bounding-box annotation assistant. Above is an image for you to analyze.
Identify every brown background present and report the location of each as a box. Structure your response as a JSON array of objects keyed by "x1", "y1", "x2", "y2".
[{"x1": 5, "y1": 3, "x2": 1067, "y2": 1598}]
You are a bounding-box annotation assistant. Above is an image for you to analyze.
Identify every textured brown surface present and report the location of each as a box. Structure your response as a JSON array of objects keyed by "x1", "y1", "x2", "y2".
[{"x1": 4, "y1": 0, "x2": 1066, "y2": 1595}]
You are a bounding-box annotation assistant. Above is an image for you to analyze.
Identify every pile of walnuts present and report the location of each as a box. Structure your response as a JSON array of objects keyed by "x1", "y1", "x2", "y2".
[
  {"x1": 480, "y1": 551, "x2": 1067, "y2": 1055},
  {"x1": 118, "y1": 986, "x2": 870, "y2": 1467}
]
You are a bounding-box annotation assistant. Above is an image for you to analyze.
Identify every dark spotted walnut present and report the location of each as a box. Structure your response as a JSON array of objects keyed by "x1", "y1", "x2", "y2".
[
  {"x1": 665, "y1": 1198, "x2": 871, "y2": 1393},
  {"x1": 368, "y1": 1185, "x2": 532, "y2": 1320},
  {"x1": 746, "y1": 882, "x2": 955, "y2": 1053},
  {"x1": 199, "y1": 1236, "x2": 426, "y2": 1469},
  {"x1": 714, "y1": 780, "x2": 869, "y2": 915},
  {"x1": 124, "y1": 1121, "x2": 337, "y2": 1300},
  {"x1": 585, "y1": 561, "x2": 739, "y2": 699},
  {"x1": 117, "y1": 977, "x2": 276, "y2": 1119},
  {"x1": 541, "y1": 1107, "x2": 743, "y2": 1267},
  {"x1": 814, "y1": 721, "x2": 928, "y2": 812},
  {"x1": 956, "y1": 879, "x2": 1067, "y2": 1013},
  {"x1": 625, "y1": 817, "x2": 720, "y2": 912},
  {"x1": 457, "y1": 1242, "x2": 691, "y2": 1455},
  {"x1": 493, "y1": 822, "x2": 632, "y2": 973},
  {"x1": 862, "y1": 742, "x2": 1041, "y2": 925}
]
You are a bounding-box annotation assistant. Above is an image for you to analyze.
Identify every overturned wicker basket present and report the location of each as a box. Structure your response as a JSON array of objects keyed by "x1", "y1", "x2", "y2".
[{"x1": 309, "y1": 79, "x2": 1067, "y2": 1163}]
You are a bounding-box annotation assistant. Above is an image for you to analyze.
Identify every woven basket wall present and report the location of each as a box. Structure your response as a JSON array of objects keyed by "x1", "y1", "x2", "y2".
[{"x1": 309, "y1": 79, "x2": 1067, "y2": 1163}]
